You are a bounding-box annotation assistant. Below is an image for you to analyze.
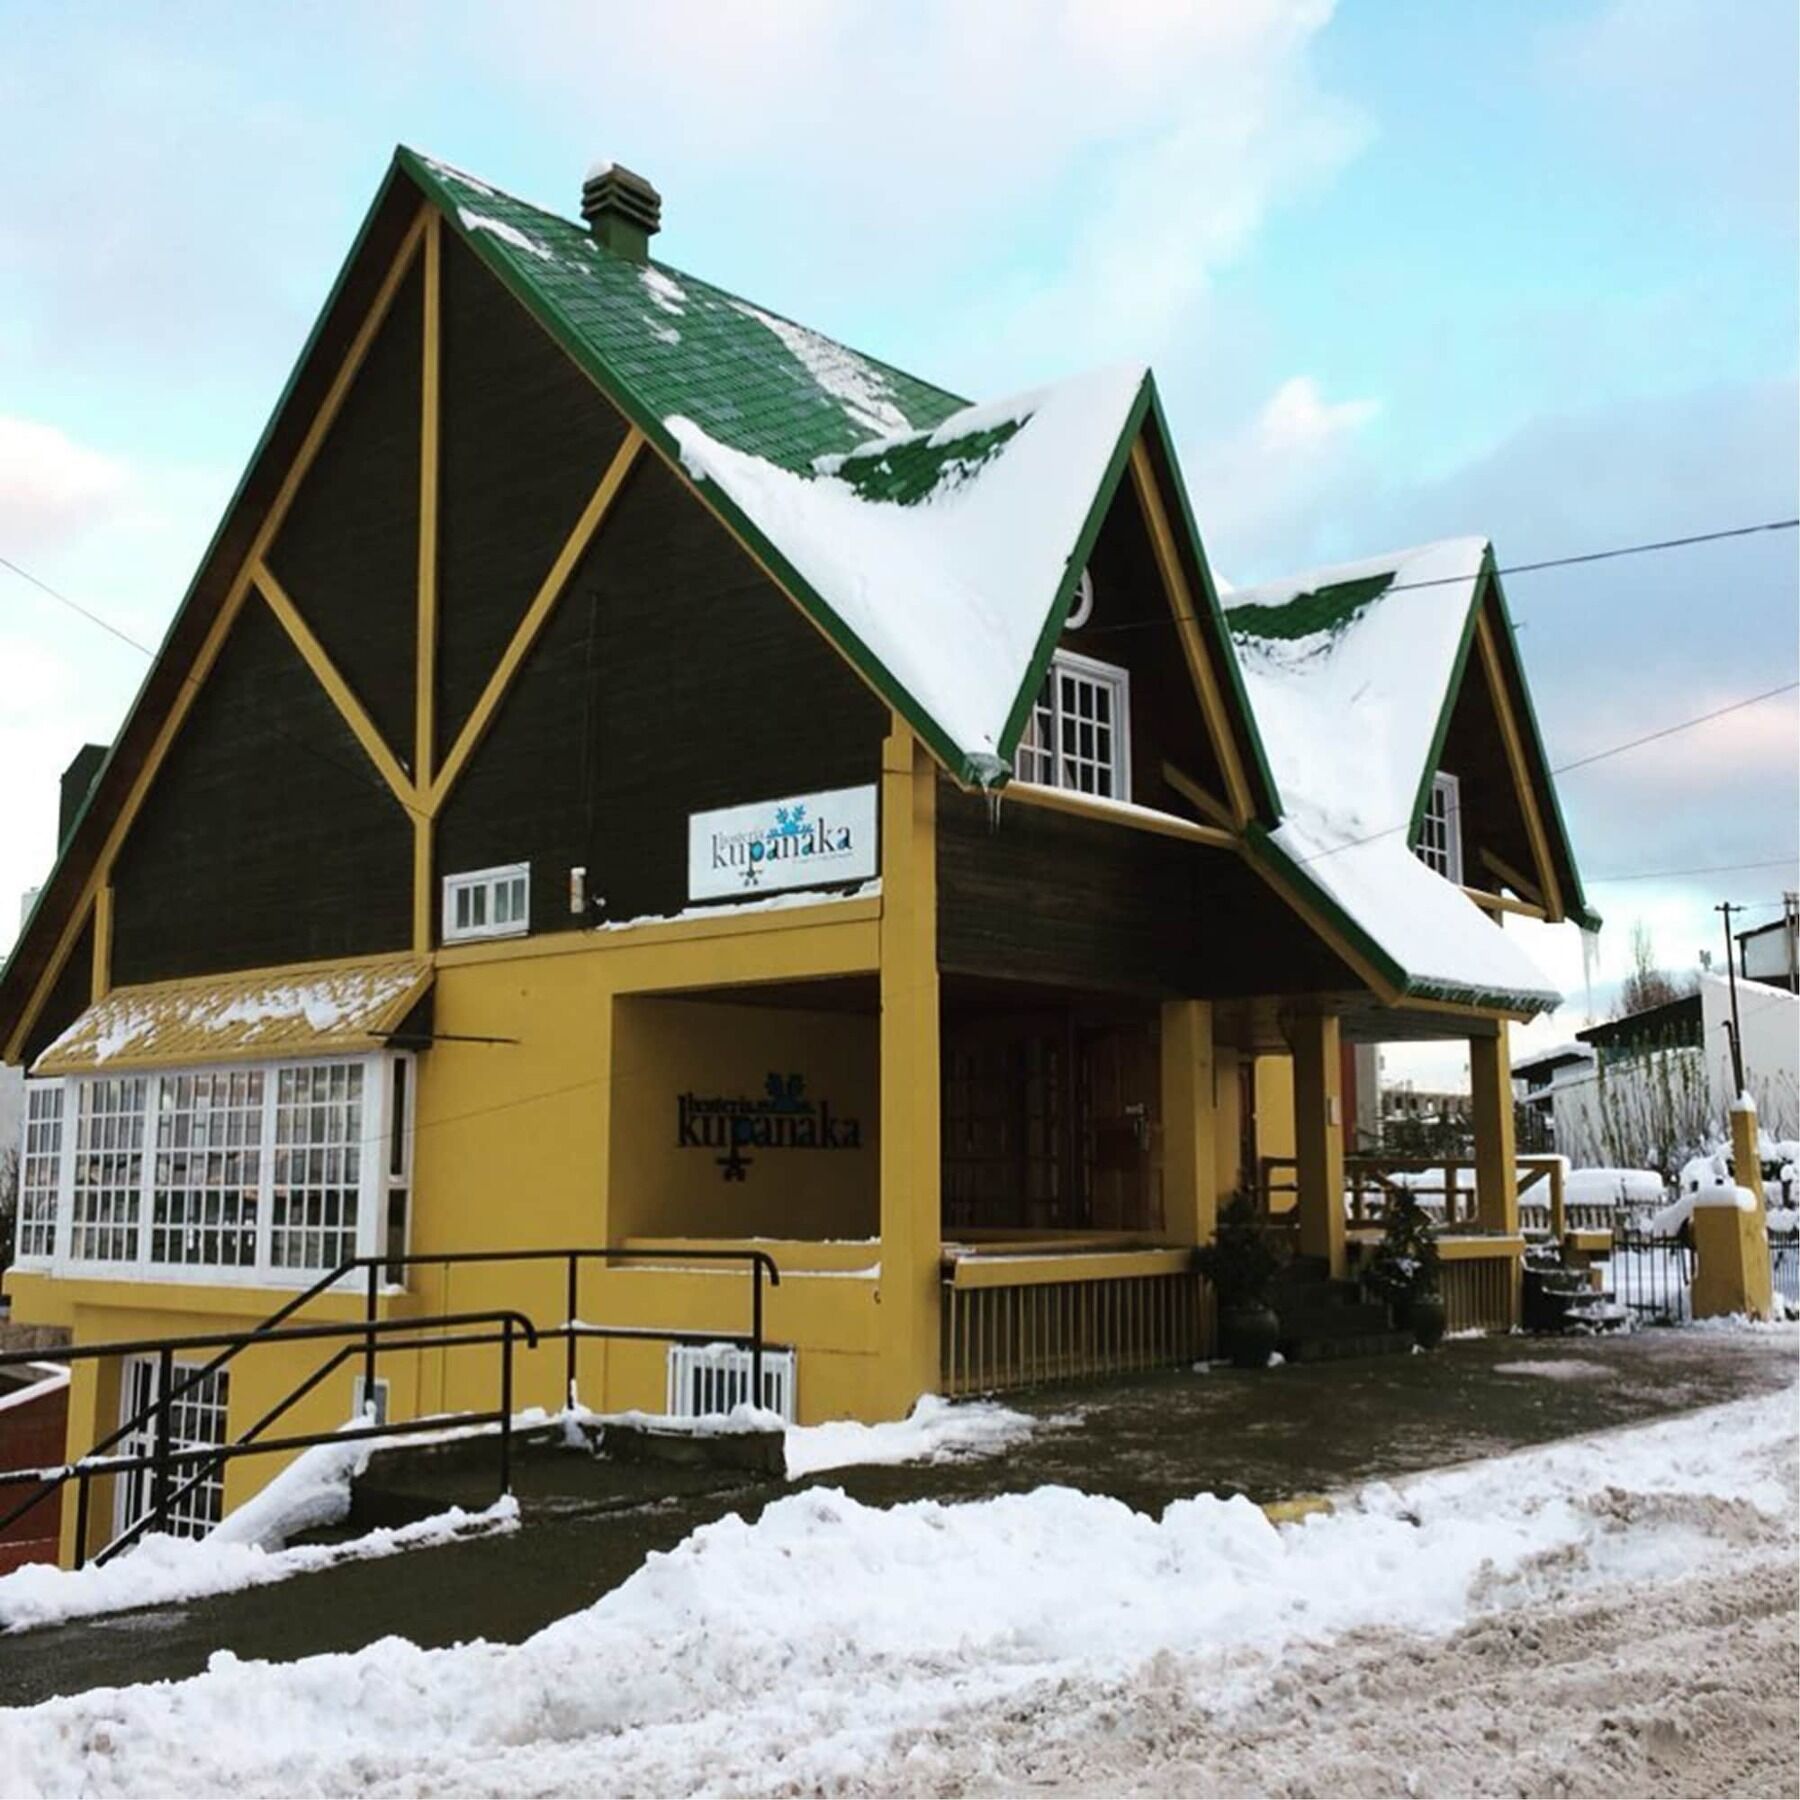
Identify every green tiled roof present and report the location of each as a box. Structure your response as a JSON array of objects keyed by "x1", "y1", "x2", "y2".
[
  {"x1": 401, "y1": 149, "x2": 966, "y2": 474},
  {"x1": 1225, "y1": 572, "x2": 1393, "y2": 644}
]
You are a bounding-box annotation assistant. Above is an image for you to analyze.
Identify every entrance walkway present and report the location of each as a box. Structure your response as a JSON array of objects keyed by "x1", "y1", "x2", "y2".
[{"x1": 3, "y1": 1328, "x2": 1791, "y2": 1709}]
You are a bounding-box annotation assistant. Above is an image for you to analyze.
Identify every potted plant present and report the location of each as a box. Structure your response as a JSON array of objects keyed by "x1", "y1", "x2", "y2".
[
  {"x1": 1196, "y1": 1193, "x2": 1285, "y2": 1368},
  {"x1": 1364, "y1": 1186, "x2": 1445, "y2": 1348}
]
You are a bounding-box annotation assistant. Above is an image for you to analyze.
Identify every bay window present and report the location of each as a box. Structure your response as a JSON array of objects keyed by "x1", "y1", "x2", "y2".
[{"x1": 13, "y1": 1052, "x2": 412, "y2": 1287}]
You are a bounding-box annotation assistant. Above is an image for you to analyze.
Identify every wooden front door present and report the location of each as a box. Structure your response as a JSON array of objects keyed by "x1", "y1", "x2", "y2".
[{"x1": 1078, "y1": 1020, "x2": 1161, "y2": 1231}]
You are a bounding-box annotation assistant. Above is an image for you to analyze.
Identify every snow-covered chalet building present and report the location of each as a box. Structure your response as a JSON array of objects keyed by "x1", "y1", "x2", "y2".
[{"x1": 1, "y1": 153, "x2": 1597, "y2": 1560}]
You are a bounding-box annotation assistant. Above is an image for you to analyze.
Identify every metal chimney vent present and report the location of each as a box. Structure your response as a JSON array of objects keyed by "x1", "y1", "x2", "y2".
[{"x1": 581, "y1": 162, "x2": 661, "y2": 262}]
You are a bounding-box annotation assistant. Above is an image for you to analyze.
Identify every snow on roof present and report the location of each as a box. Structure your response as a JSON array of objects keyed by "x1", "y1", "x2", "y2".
[
  {"x1": 1227, "y1": 538, "x2": 1559, "y2": 1008},
  {"x1": 668, "y1": 364, "x2": 1148, "y2": 773},
  {"x1": 35, "y1": 958, "x2": 432, "y2": 1074}
]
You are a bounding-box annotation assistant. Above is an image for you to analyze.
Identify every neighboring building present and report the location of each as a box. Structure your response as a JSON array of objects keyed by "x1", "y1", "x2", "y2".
[
  {"x1": 0, "y1": 149, "x2": 1596, "y2": 1559},
  {"x1": 1736, "y1": 905, "x2": 1799, "y2": 994},
  {"x1": 1511, "y1": 1040, "x2": 1597, "y2": 1146},
  {"x1": 1522, "y1": 975, "x2": 1799, "y2": 1169}
]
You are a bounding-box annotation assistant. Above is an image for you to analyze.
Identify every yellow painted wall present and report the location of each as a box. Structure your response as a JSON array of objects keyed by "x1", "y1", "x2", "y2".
[
  {"x1": 1254, "y1": 1052, "x2": 1297, "y2": 1210},
  {"x1": 608, "y1": 995, "x2": 878, "y2": 1241}
]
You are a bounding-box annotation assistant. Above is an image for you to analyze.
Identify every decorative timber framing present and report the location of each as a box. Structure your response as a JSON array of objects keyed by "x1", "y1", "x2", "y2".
[
  {"x1": 1126, "y1": 439, "x2": 1254, "y2": 828},
  {"x1": 414, "y1": 210, "x2": 443, "y2": 953},
  {"x1": 1472, "y1": 607, "x2": 1565, "y2": 920}
]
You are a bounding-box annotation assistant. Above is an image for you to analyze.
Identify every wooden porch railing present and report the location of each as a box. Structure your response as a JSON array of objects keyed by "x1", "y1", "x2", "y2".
[{"x1": 1257, "y1": 1154, "x2": 1570, "y2": 1237}]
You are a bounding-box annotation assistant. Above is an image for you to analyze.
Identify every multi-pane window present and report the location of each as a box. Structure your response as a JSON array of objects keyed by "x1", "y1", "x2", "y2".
[
  {"x1": 1015, "y1": 651, "x2": 1130, "y2": 800},
  {"x1": 70, "y1": 1077, "x2": 147, "y2": 1263},
  {"x1": 17, "y1": 1053, "x2": 409, "y2": 1285},
  {"x1": 18, "y1": 1083, "x2": 64, "y2": 1260},
  {"x1": 442, "y1": 864, "x2": 530, "y2": 943},
  {"x1": 150, "y1": 1070, "x2": 264, "y2": 1268},
  {"x1": 116, "y1": 1358, "x2": 230, "y2": 1540},
  {"x1": 1416, "y1": 770, "x2": 1464, "y2": 884},
  {"x1": 270, "y1": 1063, "x2": 363, "y2": 1271}
]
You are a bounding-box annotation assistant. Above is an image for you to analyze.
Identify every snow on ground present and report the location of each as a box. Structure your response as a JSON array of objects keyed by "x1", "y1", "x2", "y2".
[
  {"x1": 1492, "y1": 1358, "x2": 1612, "y2": 1381},
  {"x1": 0, "y1": 1434, "x2": 516, "y2": 1634},
  {"x1": 783, "y1": 1394, "x2": 1033, "y2": 1478},
  {"x1": 2, "y1": 1348, "x2": 1793, "y2": 1797}
]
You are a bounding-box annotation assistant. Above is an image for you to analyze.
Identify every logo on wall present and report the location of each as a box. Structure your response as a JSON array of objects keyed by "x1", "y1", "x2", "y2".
[
  {"x1": 678, "y1": 1071, "x2": 863, "y2": 1181},
  {"x1": 687, "y1": 785, "x2": 878, "y2": 901}
]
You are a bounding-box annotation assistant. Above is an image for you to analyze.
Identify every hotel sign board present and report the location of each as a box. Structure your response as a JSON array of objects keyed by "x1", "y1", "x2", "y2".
[{"x1": 688, "y1": 784, "x2": 878, "y2": 901}]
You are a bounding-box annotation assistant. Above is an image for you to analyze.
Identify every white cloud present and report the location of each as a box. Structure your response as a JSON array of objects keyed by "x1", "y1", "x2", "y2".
[{"x1": 0, "y1": 415, "x2": 130, "y2": 555}]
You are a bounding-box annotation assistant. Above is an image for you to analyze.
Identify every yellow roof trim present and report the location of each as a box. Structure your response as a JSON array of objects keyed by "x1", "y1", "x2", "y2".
[{"x1": 33, "y1": 956, "x2": 432, "y2": 1075}]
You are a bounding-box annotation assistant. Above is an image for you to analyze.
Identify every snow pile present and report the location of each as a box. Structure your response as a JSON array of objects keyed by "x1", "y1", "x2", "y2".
[
  {"x1": 1566, "y1": 1167, "x2": 1665, "y2": 1209},
  {"x1": 668, "y1": 363, "x2": 1145, "y2": 772},
  {"x1": 1227, "y1": 539, "x2": 1557, "y2": 1007},
  {"x1": 784, "y1": 1395, "x2": 1033, "y2": 1479},
  {"x1": 730, "y1": 299, "x2": 912, "y2": 437},
  {"x1": 2, "y1": 1380, "x2": 1790, "y2": 1796}
]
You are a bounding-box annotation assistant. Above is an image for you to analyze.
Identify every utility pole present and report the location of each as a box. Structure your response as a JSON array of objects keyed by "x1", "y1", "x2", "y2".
[
  {"x1": 1786, "y1": 890, "x2": 1799, "y2": 993},
  {"x1": 1717, "y1": 901, "x2": 1746, "y2": 1095}
]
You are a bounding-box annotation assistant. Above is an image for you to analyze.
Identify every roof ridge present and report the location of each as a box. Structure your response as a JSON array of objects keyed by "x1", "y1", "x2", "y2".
[{"x1": 401, "y1": 145, "x2": 967, "y2": 419}]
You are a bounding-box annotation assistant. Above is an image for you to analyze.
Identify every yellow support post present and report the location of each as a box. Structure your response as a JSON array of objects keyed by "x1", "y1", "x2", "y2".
[
  {"x1": 1161, "y1": 1000, "x2": 1218, "y2": 1245},
  {"x1": 876, "y1": 721, "x2": 941, "y2": 1416},
  {"x1": 1693, "y1": 1099, "x2": 1775, "y2": 1320},
  {"x1": 1213, "y1": 1047, "x2": 1243, "y2": 1202},
  {"x1": 1292, "y1": 1011, "x2": 1345, "y2": 1275},
  {"x1": 1471, "y1": 1024, "x2": 1519, "y2": 1235}
]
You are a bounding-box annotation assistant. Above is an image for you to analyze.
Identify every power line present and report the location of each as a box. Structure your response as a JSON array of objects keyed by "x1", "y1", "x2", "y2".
[
  {"x1": 1586, "y1": 858, "x2": 1799, "y2": 885},
  {"x1": 0, "y1": 552, "x2": 156, "y2": 657},
  {"x1": 1552, "y1": 682, "x2": 1797, "y2": 776},
  {"x1": 1082, "y1": 516, "x2": 1800, "y2": 638}
]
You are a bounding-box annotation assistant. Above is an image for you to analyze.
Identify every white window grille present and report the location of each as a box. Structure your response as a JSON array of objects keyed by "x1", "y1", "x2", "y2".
[
  {"x1": 1415, "y1": 770, "x2": 1463, "y2": 884},
  {"x1": 442, "y1": 863, "x2": 530, "y2": 943},
  {"x1": 18, "y1": 1052, "x2": 411, "y2": 1289},
  {"x1": 17, "y1": 1082, "x2": 64, "y2": 1261},
  {"x1": 71, "y1": 1077, "x2": 147, "y2": 1263},
  {"x1": 116, "y1": 1357, "x2": 231, "y2": 1540},
  {"x1": 1015, "y1": 650, "x2": 1130, "y2": 800},
  {"x1": 271, "y1": 1063, "x2": 364, "y2": 1271},
  {"x1": 150, "y1": 1070, "x2": 263, "y2": 1269},
  {"x1": 666, "y1": 1344, "x2": 796, "y2": 1424}
]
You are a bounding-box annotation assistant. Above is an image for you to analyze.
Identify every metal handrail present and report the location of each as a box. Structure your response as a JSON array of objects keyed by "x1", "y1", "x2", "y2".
[
  {"x1": 0, "y1": 1310, "x2": 537, "y2": 1568},
  {"x1": 0, "y1": 1242, "x2": 780, "y2": 1567},
  {"x1": 360, "y1": 1246, "x2": 781, "y2": 1410}
]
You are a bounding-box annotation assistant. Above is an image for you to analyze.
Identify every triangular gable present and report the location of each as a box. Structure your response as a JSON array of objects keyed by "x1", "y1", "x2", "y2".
[
  {"x1": 402, "y1": 151, "x2": 1274, "y2": 813},
  {"x1": 1223, "y1": 538, "x2": 1586, "y2": 1012}
]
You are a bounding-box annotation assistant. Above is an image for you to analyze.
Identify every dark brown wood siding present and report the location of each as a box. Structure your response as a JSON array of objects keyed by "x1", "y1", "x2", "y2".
[
  {"x1": 109, "y1": 601, "x2": 413, "y2": 985},
  {"x1": 436, "y1": 453, "x2": 889, "y2": 930},
  {"x1": 937, "y1": 785, "x2": 1355, "y2": 998},
  {"x1": 1436, "y1": 620, "x2": 1537, "y2": 893},
  {"x1": 265, "y1": 257, "x2": 423, "y2": 773},
  {"x1": 435, "y1": 234, "x2": 631, "y2": 764},
  {"x1": 22, "y1": 918, "x2": 94, "y2": 1068},
  {"x1": 1055, "y1": 475, "x2": 1231, "y2": 818}
]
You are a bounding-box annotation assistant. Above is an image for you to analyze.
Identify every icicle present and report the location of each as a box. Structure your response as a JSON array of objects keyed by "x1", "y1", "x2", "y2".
[
  {"x1": 986, "y1": 788, "x2": 1004, "y2": 834},
  {"x1": 1579, "y1": 923, "x2": 1601, "y2": 1024}
]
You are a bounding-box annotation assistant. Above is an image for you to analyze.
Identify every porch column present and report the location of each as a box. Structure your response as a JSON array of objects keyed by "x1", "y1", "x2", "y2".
[
  {"x1": 1470, "y1": 1023, "x2": 1519, "y2": 1234},
  {"x1": 877, "y1": 721, "x2": 941, "y2": 1415},
  {"x1": 1292, "y1": 1010, "x2": 1346, "y2": 1275},
  {"x1": 1161, "y1": 1000, "x2": 1218, "y2": 1244}
]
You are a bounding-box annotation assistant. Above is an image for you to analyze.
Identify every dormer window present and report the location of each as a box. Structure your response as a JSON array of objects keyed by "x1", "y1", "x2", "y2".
[
  {"x1": 1416, "y1": 770, "x2": 1463, "y2": 883},
  {"x1": 1016, "y1": 649, "x2": 1131, "y2": 800}
]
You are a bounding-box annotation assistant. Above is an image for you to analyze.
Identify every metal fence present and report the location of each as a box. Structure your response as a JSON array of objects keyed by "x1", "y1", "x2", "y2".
[
  {"x1": 1608, "y1": 1230, "x2": 1693, "y2": 1324},
  {"x1": 1769, "y1": 1227, "x2": 1800, "y2": 1310}
]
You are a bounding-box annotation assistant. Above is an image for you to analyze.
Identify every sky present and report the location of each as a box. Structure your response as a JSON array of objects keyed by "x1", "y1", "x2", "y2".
[{"x1": 1, "y1": 0, "x2": 1795, "y2": 1086}]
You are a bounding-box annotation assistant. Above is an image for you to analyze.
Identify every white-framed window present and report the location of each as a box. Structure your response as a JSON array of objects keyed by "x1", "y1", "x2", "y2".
[
  {"x1": 116, "y1": 1357, "x2": 230, "y2": 1540},
  {"x1": 18, "y1": 1082, "x2": 65, "y2": 1261},
  {"x1": 442, "y1": 863, "x2": 530, "y2": 943},
  {"x1": 1015, "y1": 649, "x2": 1131, "y2": 800},
  {"x1": 1416, "y1": 770, "x2": 1463, "y2": 884},
  {"x1": 13, "y1": 1051, "x2": 413, "y2": 1289}
]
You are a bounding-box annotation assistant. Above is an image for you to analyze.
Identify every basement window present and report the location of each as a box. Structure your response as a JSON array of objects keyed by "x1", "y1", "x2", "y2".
[
  {"x1": 1415, "y1": 770, "x2": 1463, "y2": 884},
  {"x1": 443, "y1": 863, "x2": 530, "y2": 943},
  {"x1": 1015, "y1": 650, "x2": 1131, "y2": 800}
]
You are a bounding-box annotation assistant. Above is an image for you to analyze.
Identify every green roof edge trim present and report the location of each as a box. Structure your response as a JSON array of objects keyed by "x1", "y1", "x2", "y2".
[
  {"x1": 1143, "y1": 388, "x2": 1283, "y2": 824},
  {"x1": 1406, "y1": 552, "x2": 1487, "y2": 854},
  {"x1": 397, "y1": 148, "x2": 986, "y2": 785},
  {"x1": 993, "y1": 374, "x2": 1154, "y2": 770},
  {"x1": 3, "y1": 161, "x2": 418, "y2": 998}
]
